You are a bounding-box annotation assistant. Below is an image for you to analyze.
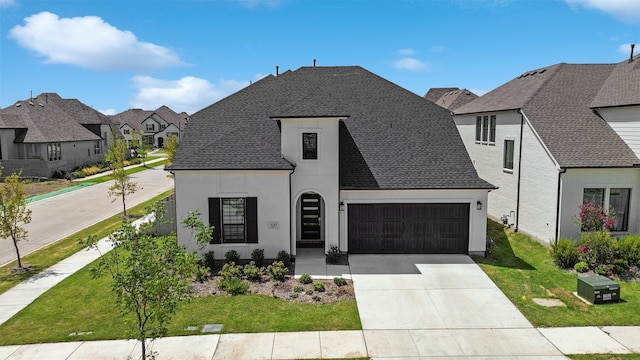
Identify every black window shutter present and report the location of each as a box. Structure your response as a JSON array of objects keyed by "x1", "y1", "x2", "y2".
[
  {"x1": 208, "y1": 198, "x2": 221, "y2": 244},
  {"x1": 246, "y1": 197, "x2": 258, "y2": 243}
]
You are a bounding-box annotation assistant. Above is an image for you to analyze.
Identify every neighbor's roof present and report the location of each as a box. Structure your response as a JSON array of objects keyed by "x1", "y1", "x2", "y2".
[
  {"x1": 39, "y1": 93, "x2": 114, "y2": 125},
  {"x1": 591, "y1": 54, "x2": 640, "y2": 108},
  {"x1": 170, "y1": 66, "x2": 494, "y2": 190},
  {"x1": 111, "y1": 106, "x2": 188, "y2": 132},
  {"x1": 455, "y1": 62, "x2": 639, "y2": 168},
  {"x1": 0, "y1": 95, "x2": 102, "y2": 143},
  {"x1": 428, "y1": 88, "x2": 479, "y2": 111}
]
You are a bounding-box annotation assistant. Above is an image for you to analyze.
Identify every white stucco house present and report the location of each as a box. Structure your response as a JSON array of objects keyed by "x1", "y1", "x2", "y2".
[
  {"x1": 110, "y1": 106, "x2": 187, "y2": 149},
  {"x1": 168, "y1": 66, "x2": 495, "y2": 259},
  {"x1": 452, "y1": 54, "x2": 640, "y2": 243}
]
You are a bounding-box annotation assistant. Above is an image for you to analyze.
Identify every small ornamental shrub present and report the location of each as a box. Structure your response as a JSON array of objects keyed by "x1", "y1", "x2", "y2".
[
  {"x1": 276, "y1": 250, "x2": 291, "y2": 267},
  {"x1": 293, "y1": 285, "x2": 304, "y2": 293},
  {"x1": 313, "y1": 281, "x2": 325, "y2": 292},
  {"x1": 613, "y1": 259, "x2": 629, "y2": 276},
  {"x1": 299, "y1": 274, "x2": 312, "y2": 284},
  {"x1": 326, "y1": 245, "x2": 341, "y2": 264},
  {"x1": 224, "y1": 250, "x2": 240, "y2": 264},
  {"x1": 218, "y1": 262, "x2": 243, "y2": 280},
  {"x1": 72, "y1": 170, "x2": 86, "y2": 178},
  {"x1": 551, "y1": 238, "x2": 579, "y2": 268},
  {"x1": 619, "y1": 234, "x2": 640, "y2": 266},
  {"x1": 306, "y1": 289, "x2": 314, "y2": 295},
  {"x1": 574, "y1": 202, "x2": 616, "y2": 232},
  {"x1": 333, "y1": 277, "x2": 347, "y2": 286},
  {"x1": 195, "y1": 266, "x2": 210, "y2": 282},
  {"x1": 251, "y1": 248, "x2": 265, "y2": 267},
  {"x1": 217, "y1": 277, "x2": 249, "y2": 295},
  {"x1": 326, "y1": 291, "x2": 333, "y2": 296},
  {"x1": 267, "y1": 261, "x2": 288, "y2": 281},
  {"x1": 312, "y1": 295, "x2": 322, "y2": 302},
  {"x1": 122, "y1": 160, "x2": 132, "y2": 167},
  {"x1": 574, "y1": 261, "x2": 589, "y2": 273},
  {"x1": 243, "y1": 261, "x2": 265, "y2": 282},
  {"x1": 82, "y1": 166, "x2": 102, "y2": 176},
  {"x1": 580, "y1": 232, "x2": 618, "y2": 266},
  {"x1": 202, "y1": 250, "x2": 215, "y2": 272},
  {"x1": 595, "y1": 264, "x2": 613, "y2": 277},
  {"x1": 290, "y1": 293, "x2": 299, "y2": 299}
]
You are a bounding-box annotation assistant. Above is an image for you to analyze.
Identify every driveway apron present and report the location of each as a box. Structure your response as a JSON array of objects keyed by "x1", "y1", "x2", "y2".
[{"x1": 350, "y1": 254, "x2": 564, "y2": 358}]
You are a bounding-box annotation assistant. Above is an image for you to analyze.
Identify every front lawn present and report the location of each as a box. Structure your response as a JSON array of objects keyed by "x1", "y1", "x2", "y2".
[
  {"x1": 476, "y1": 221, "x2": 640, "y2": 327},
  {"x1": 0, "y1": 257, "x2": 361, "y2": 346}
]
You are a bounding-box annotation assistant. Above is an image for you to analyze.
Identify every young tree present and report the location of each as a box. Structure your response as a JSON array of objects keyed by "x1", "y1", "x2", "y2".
[
  {"x1": 106, "y1": 138, "x2": 139, "y2": 218},
  {"x1": 80, "y1": 207, "x2": 212, "y2": 360},
  {"x1": 0, "y1": 172, "x2": 33, "y2": 269},
  {"x1": 165, "y1": 134, "x2": 179, "y2": 165},
  {"x1": 131, "y1": 129, "x2": 151, "y2": 166}
]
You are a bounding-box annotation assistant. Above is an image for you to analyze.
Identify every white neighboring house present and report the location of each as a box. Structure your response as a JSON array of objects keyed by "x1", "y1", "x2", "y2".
[
  {"x1": 111, "y1": 106, "x2": 187, "y2": 149},
  {"x1": 453, "y1": 54, "x2": 640, "y2": 243},
  {"x1": 167, "y1": 66, "x2": 495, "y2": 259}
]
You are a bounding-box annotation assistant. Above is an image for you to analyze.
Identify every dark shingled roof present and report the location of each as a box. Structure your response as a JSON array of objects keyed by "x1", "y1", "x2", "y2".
[
  {"x1": 455, "y1": 63, "x2": 639, "y2": 168},
  {"x1": 170, "y1": 66, "x2": 494, "y2": 190},
  {"x1": 0, "y1": 94, "x2": 102, "y2": 143},
  {"x1": 591, "y1": 54, "x2": 640, "y2": 108},
  {"x1": 424, "y1": 87, "x2": 459, "y2": 103},
  {"x1": 428, "y1": 88, "x2": 479, "y2": 111},
  {"x1": 39, "y1": 93, "x2": 114, "y2": 125},
  {"x1": 111, "y1": 106, "x2": 188, "y2": 132}
]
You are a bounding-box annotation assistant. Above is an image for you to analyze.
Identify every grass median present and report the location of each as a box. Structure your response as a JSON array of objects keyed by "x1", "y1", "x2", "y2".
[
  {"x1": 0, "y1": 189, "x2": 174, "y2": 295},
  {"x1": 476, "y1": 221, "x2": 640, "y2": 327},
  {"x1": 74, "y1": 159, "x2": 169, "y2": 185}
]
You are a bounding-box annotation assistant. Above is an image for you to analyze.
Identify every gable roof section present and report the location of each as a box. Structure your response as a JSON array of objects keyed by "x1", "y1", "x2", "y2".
[
  {"x1": 171, "y1": 66, "x2": 494, "y2": 190},
  {"x1": 430, "y1": 88, "x2": 479, "y2": 111},
  {"x1": 40, "y1": 93, "x2": 114, "y2": 125},
  {"x1": 591, "y1": 55, "x2": 640, "y2": 108},
  {"x1": 455, "y1": 63, "x2": 639, "y2": 168},
  {"x1": 424, "y1": 87, "x2": 459, "y2": 103}
]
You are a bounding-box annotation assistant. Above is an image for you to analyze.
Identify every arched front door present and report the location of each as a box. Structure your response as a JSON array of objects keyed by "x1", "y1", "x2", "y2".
[
  {"x1": 158, "y1": 137, "x2": 164, "y2": 148},
  {"x1": 297, "y1": 192, "x2": 324, "y2": 248}
]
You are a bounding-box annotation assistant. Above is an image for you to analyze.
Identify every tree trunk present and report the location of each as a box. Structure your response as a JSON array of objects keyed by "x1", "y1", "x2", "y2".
[
  {"x1": 13, "y1": 237, "x2": 22, "y2": 268},
  {"x1": 141, "y1": 339, "x2": 146, "y2": 360},
  {"x1": 122, "y1": 192, "x2": 127, "y2": 218}
]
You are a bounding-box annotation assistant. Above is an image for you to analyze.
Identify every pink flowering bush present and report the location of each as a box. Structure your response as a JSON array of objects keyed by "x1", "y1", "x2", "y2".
[{"x1": 574, "y1": 202, "x2": 616, "y2": 232}]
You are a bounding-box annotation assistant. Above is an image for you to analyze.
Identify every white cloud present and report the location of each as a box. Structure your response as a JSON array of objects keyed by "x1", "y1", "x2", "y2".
[
  {"x1": 396, "y1": 48, "x2": 415, "y2": 55},
  {"x1": 565, "y1": 0, "x2": 640, "y2": 22},
  {"x1": 618, "y1": 43, "x2": 638, "y2": 55},
  {"x1": 8, "y1": 12, "x2": 185, "y2": 71},
  {"x1": 130, "y1": 76, "x2": 249, "y2": 114},
  {"x1": 99, "y1": 108, "x2": 117, "y2": 116},
  {"x1": 393, "y1": 57, "x2": 430, "y2": 72},
  {"x1": 0, "y1": 0, "x2": 17, "y2": 8}
]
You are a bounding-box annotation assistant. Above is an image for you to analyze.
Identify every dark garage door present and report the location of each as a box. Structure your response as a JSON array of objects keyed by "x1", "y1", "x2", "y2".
[{"x1": 348, "y1": 203, "x2": 470, "y2": 254}]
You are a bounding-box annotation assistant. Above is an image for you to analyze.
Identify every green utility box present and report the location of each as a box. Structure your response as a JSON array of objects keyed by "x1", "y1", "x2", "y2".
[{"x1": 577, "y1": 275, "x2": 620, "y2": 304}]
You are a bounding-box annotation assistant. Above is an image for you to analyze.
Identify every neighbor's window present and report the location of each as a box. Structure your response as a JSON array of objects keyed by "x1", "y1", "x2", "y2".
[
  {"x1": 489, "y1": 115, "x2": 496, "y2": 143},
  {"x1": 482, "y1": 116, "x2": 489, "y2": 143},
  {"x1": 145, "y1": 123, "x2": 155, "y2": 131},
  {"x1": 610, "y1": 188, "x2": 631, "y2": 232},
  {"x1": 302, "y1": 133, "x2": 318, "y2": 160},
  {"x1": 146, "y1": 135, "x2": 154, "y2": 145},
  {"x1": 503, "y1": 140, "x2": 514, "y2": 170},
  {"x1": 94, "y1": 140, "x2": 101, "y2": 154},
  {"x1": 47, "y1": 142, "x2": 61, "y2": 161},
  {"x1": 124, "y1": 129, "x2": 130, "y2": 135},
  {"x1": 222, "y1": 198, "x2": 245, "y2": 243},
  {"x1": 475, "y1": 116, "x2": 482, "y2": 142},
  {"x1": 583, "y1": 188, "x2": 605, "y2": 207}
]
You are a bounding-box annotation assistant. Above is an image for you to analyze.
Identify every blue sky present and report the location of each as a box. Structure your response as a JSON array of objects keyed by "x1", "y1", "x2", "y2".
[{"x1": 1, "y1": 0, "x2": 639, "y2": 115}]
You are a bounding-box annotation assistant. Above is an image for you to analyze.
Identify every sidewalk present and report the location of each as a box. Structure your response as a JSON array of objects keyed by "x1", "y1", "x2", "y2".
[{"x1": 1, "y1": 247, "x2": 639, "y2": 359}]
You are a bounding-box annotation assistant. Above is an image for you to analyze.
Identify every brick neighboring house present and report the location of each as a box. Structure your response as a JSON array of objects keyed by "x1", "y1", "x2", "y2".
[
  {"x1": 110, "y1": 106, "x2": 188, "y2": 149},
  {"x1": 168, "y1": 66, "x2": 495, "y2": 259},
  {"x1": 453, "y1": 54, "x2": 640, "y2": 243},
  {"x1": 0, "y1": 93, "x2": 116, "y2": 177}
]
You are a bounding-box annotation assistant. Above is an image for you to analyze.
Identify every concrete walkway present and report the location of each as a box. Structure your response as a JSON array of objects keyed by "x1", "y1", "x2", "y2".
[{"x1": 1, "y1": 251, "x2": 639, "y2": 359}]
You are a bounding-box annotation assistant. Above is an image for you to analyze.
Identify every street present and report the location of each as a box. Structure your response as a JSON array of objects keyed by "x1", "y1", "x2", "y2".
[{"x1": 0, "y1": 166, "x2": 174, "y2": 266}]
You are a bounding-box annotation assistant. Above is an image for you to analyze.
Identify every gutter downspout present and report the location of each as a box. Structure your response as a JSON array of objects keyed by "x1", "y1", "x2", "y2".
[
  {"x1": 515, "y1": 110, "x2": 525, "y2": 232},
  {"x1": 555, "y1": 168, "x2": 566, "y2": 244}
]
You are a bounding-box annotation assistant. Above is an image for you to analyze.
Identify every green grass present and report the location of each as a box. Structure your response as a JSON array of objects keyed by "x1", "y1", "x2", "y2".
[
  {"x1": 0, "y1": 263, "x2": 361, "y2": 345},
  {"x1": 476, "y1": 220, "x2": 640, "y2": 327},
  {"x1": 75, "y1": 159, "x2": 169, "y2": 185},
  {"x1": 0, "y1": 189, "x2": 174, "y2": 295}
]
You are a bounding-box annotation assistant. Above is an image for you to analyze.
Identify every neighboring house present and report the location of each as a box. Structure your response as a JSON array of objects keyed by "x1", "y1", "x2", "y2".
[
  {"x1": 168, "y1": 66, "x2": 495, "y2": 259},
  {"x1": 110, "y1": 106, "x2": 188, "y2": 148},
  {"x1": 453, "y1": 54, "x2": 640, "y2": 243},
  {"x1": 0, "y1": 93, "x2": 116, "y2": 177},
  {"x1": 425, "y1": 87, "x2": 479, "y2": 111}
]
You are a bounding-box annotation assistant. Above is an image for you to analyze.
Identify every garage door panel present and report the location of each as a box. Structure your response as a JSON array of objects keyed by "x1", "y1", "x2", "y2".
[{"x1": 348, "y1": 203, "x2": 469, "y2": 254}]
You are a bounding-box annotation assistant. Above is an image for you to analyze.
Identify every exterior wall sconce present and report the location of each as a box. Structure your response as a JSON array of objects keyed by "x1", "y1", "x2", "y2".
[
  {"x1": 339, "y1": 202, "x2": 345, "y2": 211},
  {"x1": 476, "y1": 201, "x2": 482, "y2": 210}
]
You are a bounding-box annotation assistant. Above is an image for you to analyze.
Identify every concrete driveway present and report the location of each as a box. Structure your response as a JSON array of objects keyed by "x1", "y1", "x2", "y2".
[{"x1": 349, "y1": 254, "x2": 566, "y2": 358}]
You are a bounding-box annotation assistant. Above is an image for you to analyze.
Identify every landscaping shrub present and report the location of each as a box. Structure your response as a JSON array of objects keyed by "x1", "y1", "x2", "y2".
[
  {"x1": 276, "y1": 250, "x2": 291, "y2": 267},
  {"x1": 595, "y1": 264, "x2": 613, "y2": 277},
  {"x1": 551, "y1": 238, "x2": 579, "y2": 268},
  {"x1": 619, "y1": 234, "x2": 640, "y2": 266},
  {"x1": 574, "y1": 261, "x2": 589, "y2": 273},
  {"x1": 290, "y1": 293, "x2": 299, "y2": 299},
  {"x1": 293, "y1": 285, "x2": 304, "y2": 293},
  {"x1": 82, "y1": 166, "x2": 101, "y2": 176},
  {"x1": 202, "y1": 250, "x2": 215, "y2": 272},
  {"x1": 312, "y1": 295, "x2": 321, "y2": 302},
  {"x1": 333, "y1": 277, "x2": 347, "y2": 286},
  {"x1": 72, "y1": 170, "x2": 86, "y2": 179},
  {"x1": 224, "y1": 250, "x2": 240, "y2": 264},
  {"x1": 613, "y1": 259, "x2": 629, "y2": 276},
  {"x1": 298, "y1": 273, "x2": 312, "y2": 284},
  {"x1": 251, "y1": 248, "x2": 265, "y2": 267},
  {"x1": 243, "y1": 261, "x2": 265, "y2": 282},
  {"x1": 580, "y1": 231, "x2": 618, "y2": 266},
  {"x1": 195, "y1": 266, "x2": 210, "y2": 283},
  {"x1": 218, "y1": 262, "x2": 243, "y2": 279},
  {"x1": 217, "y1": 277, "x2": 249, "y2": 295},
  {"x1": 313, "y1": 282, "x2": 325, "y2": 292},
  {"x1": 326, "y1": 245, "x2": 341, "y2": 264},
  {"x1": 267, "y1": 261, "x2": 288, "y2": 281}
]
